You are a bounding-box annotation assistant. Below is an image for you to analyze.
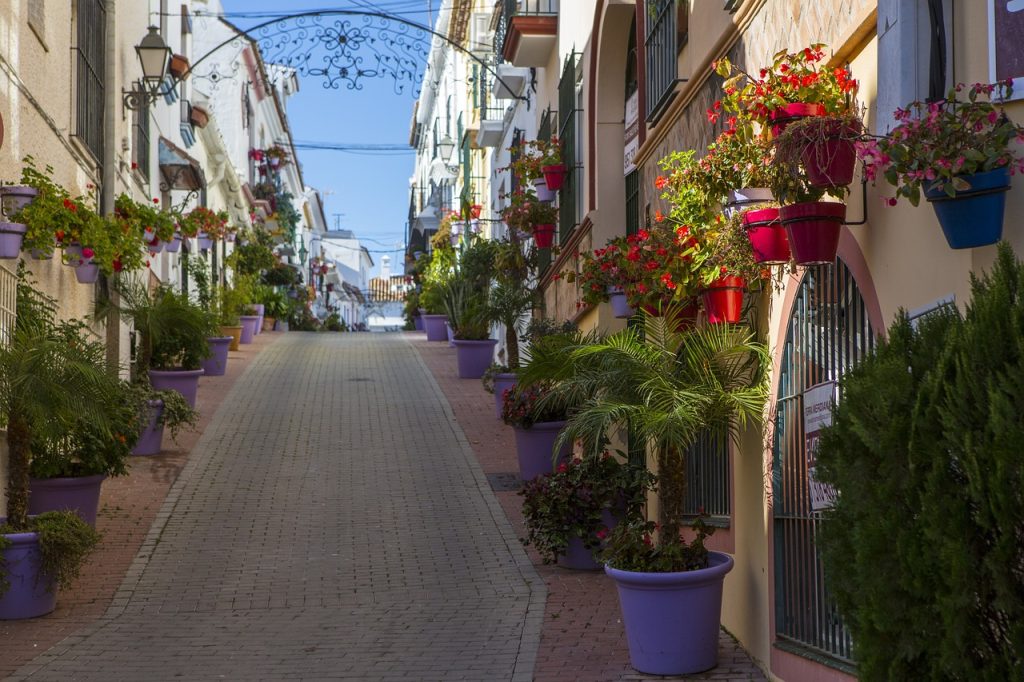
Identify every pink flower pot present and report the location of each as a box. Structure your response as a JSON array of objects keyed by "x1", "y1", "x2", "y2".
[
  {"x1": 769, "y1": 102, "x2": 825, "y2": 136},
  {"x1": 743, "y1": 207, "x2": 791, "y2": 264},
  {"x1": 780, "y1": 201, "x2": 846, "y2": 266},
  {"x1": 533, "y1": 224, "x2": 555, "y2": 249}
]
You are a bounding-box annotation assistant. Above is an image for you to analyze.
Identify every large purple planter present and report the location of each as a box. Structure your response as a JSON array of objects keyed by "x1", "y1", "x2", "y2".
[
  {"x1": 239, "y1": 315, "x2": 260, "y2": 344},
  {"x1": 422, "y1": 314, "x2": 448, "y2": 342},
  {"x1": 492, "y1": 373, "x2": 518, "y2": 419},
  {"x1": 28, "y1": 474, "x2": 106, "y2": 528},
  {"x1": 149, "y1": 368, "x2": 204, "y2": 408},
  {"x1": 558, "y1": 509, "x2": 616, "y2": 571},
  {"x1": 453, "y1": 339, "x2": 497, "y2": 379},
  {"x1": 512, "y1": 421, "x2": 570, "y2": 481},
  {"x1": 201, "y1": 337, "x2": 232, "y2": 377},
  {"x1": 251, "y1": 304, "x2": 265, "y2": 335},
  {"x1": 446, "y1": 322, "x2": 455, "y2": 347},
  {"x1": 0, "y1": 529, "x2": 57, "y2": 620},
  {"x1": 132, "y1": 400, "x2": 165, "y2": 456},
  {"x1": 606, "y1": 551, "x2": 735, "y2": 675},
  {"x1": 414, "y1": 315, "x2": 424, "y2": 331}
]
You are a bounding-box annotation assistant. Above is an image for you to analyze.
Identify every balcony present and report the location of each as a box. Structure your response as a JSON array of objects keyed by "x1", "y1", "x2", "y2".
[
  {"x1": 500, "y1": 0, "x2": 559, "y2": 68},
  {"x1": 491, "y1": 64, "x2": 530, "y2": 99}
]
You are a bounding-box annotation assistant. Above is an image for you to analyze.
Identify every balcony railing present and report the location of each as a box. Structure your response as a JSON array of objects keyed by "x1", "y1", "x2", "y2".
[{"x1": 499, "y1": 0, "x2": 560, "y2": 67}]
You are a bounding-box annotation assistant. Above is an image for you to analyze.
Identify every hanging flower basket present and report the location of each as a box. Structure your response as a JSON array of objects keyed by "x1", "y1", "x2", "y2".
[
  {"x1": 702, "y1": 276, "x2": 746, "y2": 324},
  {"x1": 608, "y1": 286, "x2": 634, "y2": 319},
  {"x1": 197, "y1": 233, "x2": 213, "y2": 251},
  {"x1": 780, "y1": 201, "x2": 846, "y2": 266},
  {"x1": 542, "y1": 164, "x2": 567, "y2": 191},
  {"x1": 0, "y1": 185, "x2": 39, "y2": 215},
  {"x1": 532, "y1": 177, "x2": 557, "y2": 203},
  {"x1": 797, "y1": 117, "x2": 861, "y2": 188},
  {"x1": 742, "y1": 207, "x2": 790, "y2": 264},
  {"x1": 74, "y1": 263, "x2": 100, "y2": 284},
  {"x1": 164, "y1": 233, "x2": 183, "y2": 253},
  {"x1": 533, "y1": 223, "x2": 555, "y2": 249},
  {"x1": 769, "y1": 102, "x2": 825, "y2": 136},
  {"x1": 924, "y1": 167, "x2": 1009, "y2": 250}
]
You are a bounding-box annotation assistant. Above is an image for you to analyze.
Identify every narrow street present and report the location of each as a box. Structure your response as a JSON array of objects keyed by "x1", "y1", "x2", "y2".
[{"x1": 9, "y1": 334, "x2": 543, "y2": 681}]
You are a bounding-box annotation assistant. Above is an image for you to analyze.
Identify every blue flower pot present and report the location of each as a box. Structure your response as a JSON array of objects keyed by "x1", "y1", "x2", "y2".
[{"x1": 925, "y1": 167, "x2": 1009, "y2": 249}]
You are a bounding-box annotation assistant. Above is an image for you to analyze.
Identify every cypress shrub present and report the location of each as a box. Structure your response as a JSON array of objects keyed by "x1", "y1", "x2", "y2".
[{"x1": 817, "y1": 243, "x2": 1024, "y2": 680}]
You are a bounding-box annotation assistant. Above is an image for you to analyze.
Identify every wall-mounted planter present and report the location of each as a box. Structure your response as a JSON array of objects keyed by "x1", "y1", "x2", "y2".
[
  {"x1": 702, "y1": 276, "x2": 745, "y2": 325},
  {"x1": 168, "y1": 54, "x2": 190, "y2": 80},
  {"x1": 189, "y1": 105, "x2": 210, "y2": 128},
  {"x1": 0, "y1": 222, "x2": 27, "y2": 258},
  {"x1": 742, "y1": 207, "x2": 790, "y2": 264},
  {"x1": 533, "y1": 224, "x2": 555, "y2": 249},
  {"x1": 924, "y1": 167, "x2": 1009, "y2": 250},
  {"x1": 780, "y1": 201, "x2": 846, "y2": 266}
]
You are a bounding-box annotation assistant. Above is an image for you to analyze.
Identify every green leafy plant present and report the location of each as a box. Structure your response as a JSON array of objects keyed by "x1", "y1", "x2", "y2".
[
  {"x1": 10, "y1": 156, "x2": 78, "y2": 257},
  {"x1": 519, "y1": 311, "x2": 768, "y2": 571},
  {"x1": 0, "y1": 512, "x2": 101, "y2": 598},
  {"x1": 179, "y1": 206, "x2": 229, "y2": 239},
  {"x1": 520, "y1": 453, "x2": 652, "y2": 564},
  {"x1": 507, "y1": 137, "x2": 562, "y2": 183},
  {"x1": 501, "y1": 383, "x2": 568, "y2": 429}
]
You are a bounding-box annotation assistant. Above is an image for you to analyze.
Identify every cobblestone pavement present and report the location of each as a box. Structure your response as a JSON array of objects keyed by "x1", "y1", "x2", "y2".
[
  {"x1": 10, "y1": 333, "x2": 544, "y2": 681},
  {"x1": 411, "y1": 334, "x2": 768, "y2": 681}
]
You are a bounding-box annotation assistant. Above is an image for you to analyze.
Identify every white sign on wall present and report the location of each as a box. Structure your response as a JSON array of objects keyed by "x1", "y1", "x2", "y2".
[
  {"x1": 624, "y1": 91, "x2": 639, "y2": 175},
  {"x1": 803, "y1": 381, "x2": 839, "y2": 512}
]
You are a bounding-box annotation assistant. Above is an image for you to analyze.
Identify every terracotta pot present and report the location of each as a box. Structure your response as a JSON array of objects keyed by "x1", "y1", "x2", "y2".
[
  {"x1": 220, "y1": 325, "x2": 243, "y2": 351},
  {"x1": 169, "y1": 54, "x2": 190, "y2": 80},
  {"x1": 189, "y1": 105, "x2": 210, "y2": 129}
]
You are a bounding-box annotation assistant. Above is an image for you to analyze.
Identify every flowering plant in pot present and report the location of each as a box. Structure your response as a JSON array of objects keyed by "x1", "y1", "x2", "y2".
[
  {"x1": 684, "y1": 211, "x2": 769, "y2": 323},
  {"x1": 519, "y1": 311, "x2": 768, "y2": 675},
  {"x1": 774, "y1": 110, "x2": 864, "y2": 189},
  {"x1": 695, "y1": 128, "x2": 781, "y2": 209},
  {"x1": 0, "y1": 270, "x2": 118, "y2": 619},
  {"x1": 508, "y1": 137, "x2": 562, "y2": 184},
  {"x1": 713, "y1": 44, "x2": 858, "y2": 131},
  {"x1": 7, "y1": 156, "x2": 73, "y2": 259},
  {"x1": 114, "y1": 194, "x2": 176, "y2": 248},
  {"x1": 520, "y1": 452, "x2": 652, "y2": 569},
  {"x1": 562, "y1": 237, "x2": 631, "y2": 309},
  {"x1": 501, "y1": 189, "x2": 558, "y2": 248},
  {"x1": 180, "y1": 206, "x2": 229, "y2": 247},
  {"x1": 502, "y1": 383, "x2": 573, "y2": 480},
  {"x1": 264, "y1": 144, "x2": 291, "y2": 168},
  {"x1": 858, "y1": 81, "x2": 1024, "y2": 249}
]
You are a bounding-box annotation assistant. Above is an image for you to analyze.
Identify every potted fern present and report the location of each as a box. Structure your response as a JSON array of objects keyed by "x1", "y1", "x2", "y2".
[{"x1": 519, "y1": 310, "x2": 768, "y2": 675}]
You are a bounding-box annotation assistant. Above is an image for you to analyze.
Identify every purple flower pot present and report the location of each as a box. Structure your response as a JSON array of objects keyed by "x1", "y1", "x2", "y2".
[
  {"x1": 197, "y1": 234, "x2": 213, "y2": 251},
  {"x1": 132, "y1": 400, "x2": 165, "y2": 456},
  {"x1": 149, "y1": 368, "x2": 204, "y2": 408},
  {"x1": 74, "y1": 263, "x2": 100, "y2": 284},
  {"x1": 512, "y1": 421, "x2": 570, "y2": 481},
  {"x1": 606, "y1": 551, "x2": 735, "y2": 675},
  {"x1": 201, "y1": 336, "x2": 232, "y2": 377},
  {"x1": 251, "y1": 304, "x2": 265, "y2": 335},
  {"x1": 422, "y1": 314, "x2": 448, "y2": 342},
  {"x1": 414, "y1": 315, "x2": 424, "y2": 331},
  {"x1": 163, "y1": 234, "x2": 182, "y2": 253},
  {"x1": 0, "y1": 222, "x2": 27, "y2": 259},
  {"x1": 446, "y1": 322, "x2": 455, "y2": 347},
  {"x1": 492, "y1": 373, "x2": 517, "y2": 419},
  {"x1": 558, "y1": 509, "x2": 616, "y2": 570},
  {"x1": 608, "y1": 288, "x2": 634, "y2": 319},
  {"x1": 453, "y1": 339, "x2": 497, "y2": 379},
  {"x1": 239, "y1": 315, "x2": 260, "y2": 344},
  {"x1": 0, "y1": 185, "x2": 39, "y2": 214},
  {"x1": 0, "y1": 529, "x2": 57, "y2": 620},
  {"x1": 28, "y1": 474, "x2": 107, "y2": 528}
]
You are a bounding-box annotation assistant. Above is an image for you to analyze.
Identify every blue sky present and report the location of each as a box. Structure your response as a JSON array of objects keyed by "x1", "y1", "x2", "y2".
[{"x1": 218, "y1": 1, "x2": 438, "y2": 276}]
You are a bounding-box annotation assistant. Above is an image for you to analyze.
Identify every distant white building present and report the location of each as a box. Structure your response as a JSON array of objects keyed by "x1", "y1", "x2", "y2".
[
  {"x1": 366, "y1": 256, "x2": 407, "y2": 331},
  {"x1": 319, "y1": 229, "x2": 373, "y2": 329}
]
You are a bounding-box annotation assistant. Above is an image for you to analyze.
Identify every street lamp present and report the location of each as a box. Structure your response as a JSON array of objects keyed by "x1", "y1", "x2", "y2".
[
  {"x1": 436, "y1": 134, "x2": 456, "y2": 162},
  {"x1": 122, "y1": 26, "x2": 172, "y2": 110}
]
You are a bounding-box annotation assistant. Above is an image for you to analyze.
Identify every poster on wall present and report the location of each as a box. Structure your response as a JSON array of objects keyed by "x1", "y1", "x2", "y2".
[
  {"x1": 989, "y1": 0, "x2": 1024, "y2": 101},
  {"x1": 624, "y1": 91, "x2": 639, "y2": 175},
  {"x1": 804, "y1": 381, "x2": 839, "y2": 512}
]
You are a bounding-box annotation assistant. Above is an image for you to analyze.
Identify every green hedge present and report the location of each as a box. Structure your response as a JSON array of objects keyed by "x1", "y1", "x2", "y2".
[{"x1": 817, "y1": 243, "x2": 1024, "y2": 681}]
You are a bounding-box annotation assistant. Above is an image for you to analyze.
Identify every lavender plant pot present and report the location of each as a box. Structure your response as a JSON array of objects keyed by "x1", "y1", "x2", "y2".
[
  {"x1": 558, "y1": 509, "x2": 616, "y2": 571},
  {"x1": 414, "y1": 315, "x2": 424, "y2": 331},
  {"x1": 163, "y1": 233, "x2": 182, "y2": 253},
  {"x1": 201, "y1": 336, "x2": 232, "y2": 377},
  {"x1": 0, "y1": 529, "x2": 57, "y2": 620},
  {"x1": 492, "y1": 373, "x2": 517, "y2": 419},
  {"x1": 0, "y1": 222, "x2": 27, "y2": 259},
  {"x1": 422, "y1": 314, "x2": 448, "y2": 342},
  {"x1": 148, "y1": 368, "x2": 204, "y2": 408},
  {"x1": 512, "y1": 421, "x2": 570, "y2": 481},
  {"x1": 453, "y1": 339, "x2": 497, "y2": 379},
  {"x1": 74, "y1": 263, "x2": 100, "y2": 284},
  {"x1": 608, "y1": 287, "x2": 634, "y2": 319},
  {"x1": 197, "y1": 234, "x2": 213, "y2": 251},
  {"x1": 132, "y1": 400, "x2": 165, "y2": 456},
  {"x1": 251, "y1": 304, "x2": 265, "y2": 335},
  {"x1": 0, "y1": 185, "x2": 39, "y2": 214},
  {"x1": 239, "y1": 315, "x2": 260, "y2": 344},
  {"x1": 606, "y1": 551, "x2": 735, "y2": 675},
  {"x1": 446, "y1": 322, "x2": 455, "y2": 347},
  {"x1": 28, "y1": 474, "x2": 107, "y2": 528}
]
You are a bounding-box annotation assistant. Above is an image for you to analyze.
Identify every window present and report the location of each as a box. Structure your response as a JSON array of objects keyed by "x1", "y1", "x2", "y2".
[
  {"x1": 74, "y1": 0, "x2": 106, "y2": 164},
  {"x1": 773, "y1": 258, "x2": 876, "y2": 667},
  {"x1": 132, "y1": 89, "x2": 151, "y2": 181},
  {"x1": 681, "y1": 431, "x2": 729, "y2": 524},
  {"x1": 676, "y1": 0, "x2": 689, "y2": 53},
  {"x1": 557, "y1": 52, "x2": 581, "y2": 243},
  {"x1": 645, "y1": 0, "x2": 679, "y2": 123}
]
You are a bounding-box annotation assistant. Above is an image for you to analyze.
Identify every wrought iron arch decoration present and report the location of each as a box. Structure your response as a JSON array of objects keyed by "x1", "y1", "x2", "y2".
[{"x1": 184, "y1": 10, "x2": 529, "y2": 103}]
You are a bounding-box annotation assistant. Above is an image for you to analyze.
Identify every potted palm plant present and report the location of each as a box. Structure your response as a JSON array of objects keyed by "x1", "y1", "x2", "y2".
[
  {"x1": 0, "y1": 271, "x2": 116, "y2": 619},
  {"x1": 519, "y1": 311, "x2": 768, "y2": 675},
  {"x1": 100, "y1": 281, "x2": 212, "y2": 408}
]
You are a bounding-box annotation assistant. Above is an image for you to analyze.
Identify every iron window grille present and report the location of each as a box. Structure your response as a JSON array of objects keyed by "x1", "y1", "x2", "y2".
[
  {"x1": 681, "y1": 431, "x2": 730, "y2": 525},
  {"x1": 644, "y1": 0, "x2": 682, "y2": 123},
  {"x1": 557, "y1": 52, "x2": 581, "y2": 244},
  {"x1": 773, "y1": 258, "x2": 876, "y2": 667},
  {"x1": 74, "y1": 0, "x2": 106, "y2": 164}
]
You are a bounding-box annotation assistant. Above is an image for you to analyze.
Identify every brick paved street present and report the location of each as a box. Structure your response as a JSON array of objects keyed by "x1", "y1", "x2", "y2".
[{"x1": 8, "y1": 333, "x2": 544, "y2": 681}]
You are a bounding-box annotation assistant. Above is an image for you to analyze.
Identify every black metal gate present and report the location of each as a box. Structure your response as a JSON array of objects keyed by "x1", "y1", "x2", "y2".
[{"x1": 773, "y1": 258, "x2": 876, "y2": 666}]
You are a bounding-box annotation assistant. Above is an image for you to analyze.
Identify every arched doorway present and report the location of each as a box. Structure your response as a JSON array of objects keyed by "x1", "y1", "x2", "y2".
[{"x1": 772, "y1": 257, "x2": 877, "y2": 666}]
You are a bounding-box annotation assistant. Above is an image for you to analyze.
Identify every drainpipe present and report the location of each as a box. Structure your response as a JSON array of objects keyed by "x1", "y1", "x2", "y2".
[{"x1": 102, "y1": 0, "x2": 120, "y2": 374}]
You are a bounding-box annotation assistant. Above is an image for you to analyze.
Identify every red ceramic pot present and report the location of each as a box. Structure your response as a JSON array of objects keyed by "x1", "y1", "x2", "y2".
[
  {"x1": 742, "y1": 207, "x2": 790, "y2": 264},
  {"x1": 769, "y1": 102, "x2": 825, "y2": 136},
  {"x1": 533, "y1": 224, "x2": 555, "y2": 248},
  {"x1": 542, "y1": 164, "x2": 567, "y2": 191},
  {"x1": 780, "y1": 201, "x2": 846, "y2": 266},
  {"x1": 802, "y1": 121, "x2": 858, "y2": 188},
  {"x1": 702, "y1": 276, "x2": 745, "y2": 324}
]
